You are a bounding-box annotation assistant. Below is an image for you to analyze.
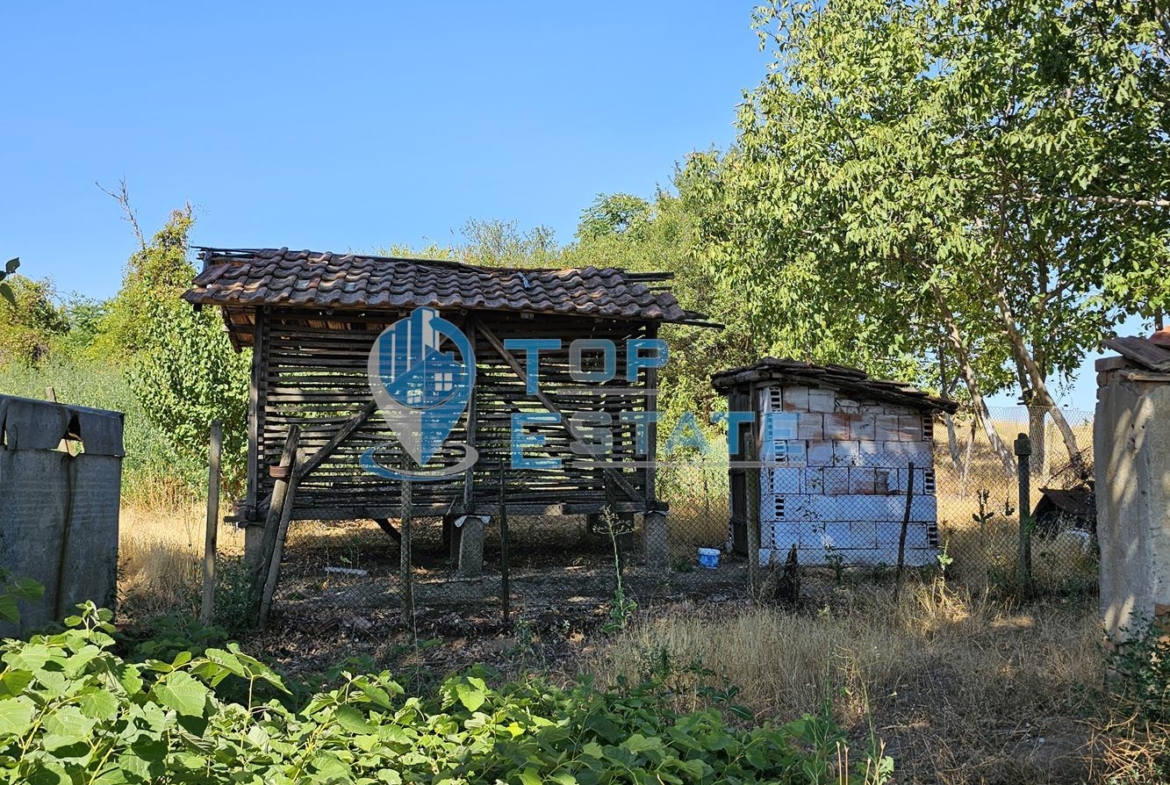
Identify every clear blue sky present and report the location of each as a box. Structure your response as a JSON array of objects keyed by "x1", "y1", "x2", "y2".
[
  {"x1": 0, "y1": 2, "x2": 1134, "y2": 412},
  {"x1": 1, "y1": 2, "x2": 764, "y2": 298}
]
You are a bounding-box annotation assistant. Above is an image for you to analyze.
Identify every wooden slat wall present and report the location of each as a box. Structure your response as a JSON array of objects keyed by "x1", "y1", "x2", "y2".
[{"x1": 250, "y1": 308, "x2": 649, "y2": 521}]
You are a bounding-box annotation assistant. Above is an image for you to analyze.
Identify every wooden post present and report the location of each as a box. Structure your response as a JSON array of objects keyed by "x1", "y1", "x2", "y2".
[
  {"x1": 400, "y1": 465, "x2": 414, "y2": 630},
  {"x1": 744, "y1": 428, "x2": 761, "y2": 599},
  {"x1": 245, "y1": 310, "x2": 264, "y2": 518},
  {"x1": 498, "y1": 462, "x2": 510, "y2": 626},
  {"x1": 248, "y1": 424, "x2": 300, "y2": 619},
  {"x1": 258, "y1": 453, "x2": 299, "y2": 629},
  {"x1": 1015, "y1": 433, "x2": 1032, "y2": 587},
  {"x1": 45, "y1": 386, "x2": 56, "y2": 402},
  {"x1": 894, "y1": 461, "x2": 915, "y2": 605},
  {"x1": 201, "y1": 421, "x2": 222, "y2": 626}
]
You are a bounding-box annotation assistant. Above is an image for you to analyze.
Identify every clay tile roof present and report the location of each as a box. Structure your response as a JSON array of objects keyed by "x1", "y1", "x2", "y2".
[
  {"x1": 184, "y1": 247, "x2": 711, "y2": 328},
  {"x1": 711, "y1": 357, "x2": 958, "y2": 413}
]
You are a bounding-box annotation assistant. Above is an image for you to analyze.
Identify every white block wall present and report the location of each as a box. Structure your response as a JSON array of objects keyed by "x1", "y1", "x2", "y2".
[{"x1": 757, "y1": 385, "x2": 939, "y2": 568}]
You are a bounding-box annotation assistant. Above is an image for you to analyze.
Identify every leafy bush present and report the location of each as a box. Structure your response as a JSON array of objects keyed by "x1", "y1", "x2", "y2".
[
  {"x1": 0, "y1": 604, "x2": 892, "y2": 784},
  {"x1": 1108, "y1": 619, "x2": 1170, "y2": 723}
]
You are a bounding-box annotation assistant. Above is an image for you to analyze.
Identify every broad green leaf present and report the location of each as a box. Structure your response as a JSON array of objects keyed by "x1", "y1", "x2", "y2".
[
  {"x1": 4, "y1": 258, "x2": 18, "y2": 275},
  {"x1": 0, "y1": 696, "x2": 35, "y2": 736},
  {"x1": 455, "y1": 681, "x2": 486, "y2": 713},
  {"x1": 155, "y1": 671, "x2": 209, "y2": 717},
  {"x1": 80, "y1": 688, "x2": 119, "y2": 720}
]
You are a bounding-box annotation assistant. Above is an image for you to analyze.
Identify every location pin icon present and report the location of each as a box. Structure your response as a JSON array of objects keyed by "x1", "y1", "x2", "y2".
[{"x1": 367, "y1": 307, "x2": 475, "y2": 467}]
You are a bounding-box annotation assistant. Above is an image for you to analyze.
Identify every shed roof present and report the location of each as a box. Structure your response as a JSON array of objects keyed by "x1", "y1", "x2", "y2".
[
  {"x1": 1101, "y1": 334, "x2": 1170, "y2": 372},
  {"x1": 711, "y1": 357, "x2": 959, "y2": 413},
  {"x1": 184, "y1": 247, "x2": 708, "y2": 326}
]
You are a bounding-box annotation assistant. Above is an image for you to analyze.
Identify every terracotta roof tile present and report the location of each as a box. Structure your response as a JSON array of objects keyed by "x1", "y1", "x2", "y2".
[{"x1": 184, "y1": 247, "x2": 707, "y2": 326}]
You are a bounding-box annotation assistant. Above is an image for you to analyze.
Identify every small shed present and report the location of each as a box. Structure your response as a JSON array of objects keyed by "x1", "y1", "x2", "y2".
[
  {"x1": 183, "y1": 248, "x2": 710, "y2": 568},
  {"x1": 712, "y1": 358, "x2": 957, "y2": 568},
  {"x1": 1095, "y1": 331, "x2": 1170, "y2": 642}
]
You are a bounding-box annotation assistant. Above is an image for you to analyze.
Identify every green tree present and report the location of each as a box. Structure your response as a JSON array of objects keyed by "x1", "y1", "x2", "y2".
[
  {"x1": 0, "y1": 274, "x2": 69, "y2": 364},
  {"x1": 101, "y1": 206, "x2": 250, "y2": 485},
  {"x1": 564, "y1": 192, "x2": 758, "y2": 431},
  {"x1": 686, "y1": 0, "x2": 1170, "y2": 472}
]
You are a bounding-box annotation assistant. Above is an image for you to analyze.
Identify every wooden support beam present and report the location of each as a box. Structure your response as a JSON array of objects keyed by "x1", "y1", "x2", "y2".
[
  {"x1": 463, "y1": 315, "x2": 478, "y2": 511},
  {"x1": 245, "y1": 310, "x2": 264, "y2": 516},
  {"x1": 249, "y1": 424, "x2": 299, "y2": 621},
  {"x1": 477, "y1": 320, "x2": 644, "y2": 505},
  {"x1": 295, "y1": 400, "x2": 377, "y2": 481},
  {"x1": 258, "y1": 457, "x2": 299, "y2": 629},
  {"x1": 372, "y1": 518, "x2": 402, "y2": 544}
]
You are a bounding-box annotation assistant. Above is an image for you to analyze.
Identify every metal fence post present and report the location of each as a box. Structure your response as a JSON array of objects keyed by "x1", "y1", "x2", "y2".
[
  {"x1": 894, "y1": 461, "x2": 915, "y2": 605},
  {"x1": 1015, "y1": 433, "x2": 1032, "y2": 586}
]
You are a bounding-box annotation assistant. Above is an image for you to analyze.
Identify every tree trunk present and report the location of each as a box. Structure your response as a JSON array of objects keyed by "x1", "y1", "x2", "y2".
[
  {"x1": 929, "y1": 282, "x2": 1016, "y2": 475},
  {"x1": 986, "y1": 286, "x2": 1086, "y2": 474},
  {"x1": 1028, "y1": 405, "x2": 1047, "y2": 479},
  {"x1": 939, "y1": 341, "x2": 963, "y2": 473}
]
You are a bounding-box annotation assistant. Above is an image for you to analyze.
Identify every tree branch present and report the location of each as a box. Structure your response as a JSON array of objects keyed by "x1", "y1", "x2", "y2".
[{"x1": 96, "y1": 178, "x2": 146, "y2": 251}]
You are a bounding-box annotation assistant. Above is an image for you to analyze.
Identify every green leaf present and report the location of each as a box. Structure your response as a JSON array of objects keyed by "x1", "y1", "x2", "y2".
[
  {"x1": 4, "y1": 258, "x2": 18, "y2": 275},
  {"x1": 42, "y1": 705, "x2": 96, "y2": 750},
  {"x1": 0, "y1": 696, "x2": 35, "y2": 737},
  {"x1": 455, "y1": 680, "x2": 486, "y2": 713},
  {"x1": 80, "y1": 688, "x2": 119, "y2": 720},
  {"x1": 334, "y1": 705, "x2": 374, "y2": 734},
  {"x1": 0, "y1": 283, "x2": 13, "y2": 308},
  {"x1": 155, "y1": 671, "x2": 209, "y2": 717},
  {"x1": 519, "y1": 768, "x2": 542, "y2": 785},
  {"x1": 0, "y1": 595, "x2": 20, "y2": 624}
]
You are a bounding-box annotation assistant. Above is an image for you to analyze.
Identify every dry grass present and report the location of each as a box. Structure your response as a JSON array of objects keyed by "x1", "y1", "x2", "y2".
[
  {"x1": 581, "y1": 584, "x2": 1105, "y2": 784},
  {"x1": 118, "y1": 504, "x2": 246, "y2": 621}
]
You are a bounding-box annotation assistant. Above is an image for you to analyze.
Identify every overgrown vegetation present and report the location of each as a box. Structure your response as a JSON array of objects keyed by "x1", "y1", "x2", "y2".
[{"x1": 0, "y1": 602, "x2": 890, "y2": 784}]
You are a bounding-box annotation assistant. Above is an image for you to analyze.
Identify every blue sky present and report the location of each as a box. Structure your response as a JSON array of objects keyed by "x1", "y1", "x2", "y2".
[
  {"x1": 1, "y1": 2, "x2": 763, "y2": 297},
  {"x1": 0, "y1": 2, "x2": 1133, "y2": 412}
]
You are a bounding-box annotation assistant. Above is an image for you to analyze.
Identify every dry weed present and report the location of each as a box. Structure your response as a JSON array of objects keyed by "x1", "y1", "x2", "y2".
[{"x1": 583, "y1": 584, "x2": 1103, "y2": 784}]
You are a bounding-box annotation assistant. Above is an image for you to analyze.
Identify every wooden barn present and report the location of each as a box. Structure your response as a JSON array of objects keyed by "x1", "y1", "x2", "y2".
[
  {"x1": 712, "y1": 358, "x2": 957, "y2": 567},
  {"x1": 183, "y1": 247, "x2": 710, "y2": 569}
]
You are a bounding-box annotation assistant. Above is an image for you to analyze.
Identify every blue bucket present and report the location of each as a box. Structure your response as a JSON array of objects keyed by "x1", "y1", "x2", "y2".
[{"x1": 697, "y1": 547, "x2": 720, "y2": 570}]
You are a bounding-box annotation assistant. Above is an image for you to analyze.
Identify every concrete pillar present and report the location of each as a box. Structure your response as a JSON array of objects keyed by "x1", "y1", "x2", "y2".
[
  {"x1": 455, "y1": 515, "x2": 488, "y2": 578},
  {"x1": 643, "y1": 510, "x2": 668, "y2": 569},
  {"x1": 244, "y1": 524, "x2": 265, "y2": 567},
  {"x1": 1096, "y1": 366, "x2": 1170, "y2": 643}
]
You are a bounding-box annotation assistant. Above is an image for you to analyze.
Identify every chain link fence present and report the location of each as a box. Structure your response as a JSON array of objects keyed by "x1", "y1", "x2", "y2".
[{"x1": 263, "y1": 406, "x2": 1098, "y2": 631}]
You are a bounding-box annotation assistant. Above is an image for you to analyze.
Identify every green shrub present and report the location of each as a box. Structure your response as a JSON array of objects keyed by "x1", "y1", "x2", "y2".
[{"x1": 0, "y1": 603, "x2": 892, "y2": 784}]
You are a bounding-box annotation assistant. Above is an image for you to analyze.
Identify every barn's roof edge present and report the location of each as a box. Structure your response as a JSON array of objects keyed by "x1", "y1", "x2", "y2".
[{"x1": 183, "y1": 246, "x2": 712, "y2": 327}]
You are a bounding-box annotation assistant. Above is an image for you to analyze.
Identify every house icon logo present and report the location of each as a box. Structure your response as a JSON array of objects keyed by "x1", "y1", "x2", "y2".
[{"x1": 361, "y1": 307, "x2": 478, "y2": 480}]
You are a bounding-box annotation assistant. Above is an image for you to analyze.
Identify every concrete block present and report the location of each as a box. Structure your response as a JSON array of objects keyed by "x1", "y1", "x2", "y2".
[
  {"x1": 781, "y1": 386, "x2": 809, "y2": 411},
  {"x1": 811, "y1": 495, "x2": 839, "y2": 520},
  {"x1": 808, "y1": 389, "x2": 837, "y2": 413},
  {"x1": 807, "y1": 441, "x2": 834, "y2": 466},
  {"x1": 851, "y1": 415, "x2": 876, "y2": 441},
  {"x1": 456, "y1": 515, "x2": 488, "y2": 578},
  {"x1": 643, "y1": 510, "x2": 668, "y2": 569},
  {"x1": 803, "y1": 467, "x2": 824, "y2": 494},
  {"x1": 910, "y1": 495, "x2": 937, "y2": 522},
  {"x1": 797, "y1": 413, "x2": 824, "y2": 440},
  {"x1": 823, "y1": 467, "x2": 850, "y2": 494},
  {"x1": 825, "y1": 521, "x2": 878, "y2": 549},
  {"x1": 897, "y1": 415, "x2": 923, "y2": 441},
  {"x1": 771, "y1": 468, "x2": 802, "y2": 493},
  {"x1": 771, "y1": 522, "x2": 802, "y2": 553},
  {"x1": 834, "y1": 397, "x2": 861, "y2": 413},
  {"x1": 823, "y1": 413, "x2": 851, "y2": 440},
  {"x1": 876, "y1": 415, "x2": 900, "y2": 441},
  {"x1": 849, "y1": 467, "x2": 876, "y2": 495},
  {"x1": 833, "y1": 441, "x2": 862, "y2": 465}
]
